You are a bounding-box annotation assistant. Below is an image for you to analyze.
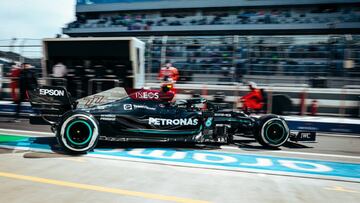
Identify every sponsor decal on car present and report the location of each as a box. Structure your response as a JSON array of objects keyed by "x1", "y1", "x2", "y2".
[
  {"x1": 214, "y1": 113, "x2": 232, "y2": 117},
  {"x1": 39, "y1": 89, "x2": 65, "y2": 97},
  {"x1": 149, "y1": 117, "x2": 198, "y2": 126},
  {"x1": 100, "y1": 114, "x2": 116, "y2": 121},
  {"x1": 83, "y1": 95, "x2": 105, "y2": 107},
  {"x1": 123, "y1": 104, "x2": 133, "y2": 110},
  {"x1": 133, "y1": 105, "x2": 156, "y2": 111},
  {"x1": 136, "y1": 91, "x2": 159, "y2": 99},
  {"x1": 205, "y1": 117, "x2": 213, "y2": 127}
]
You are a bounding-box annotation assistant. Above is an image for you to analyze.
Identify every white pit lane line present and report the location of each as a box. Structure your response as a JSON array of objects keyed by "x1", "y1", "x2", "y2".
[
  {"x1": 0, "y1": 128, "x2": 53, "y2": 137},
  {"x1": 220, "y1": 145, "x2": 360, "y2": 160},
  {"x1": 268, "y1": 150, "x2": 360, "y2": 160}
]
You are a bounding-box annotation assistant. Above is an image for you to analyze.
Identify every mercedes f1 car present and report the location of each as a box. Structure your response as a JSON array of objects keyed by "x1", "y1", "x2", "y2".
[{"x1": 28, "y1": 86, "x2": 316, "y2": 154}]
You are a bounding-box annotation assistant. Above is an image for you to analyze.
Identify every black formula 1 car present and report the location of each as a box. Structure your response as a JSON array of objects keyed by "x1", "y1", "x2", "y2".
[{"x1": 28, "y1": 86, "x2": 315, "y2": 154}]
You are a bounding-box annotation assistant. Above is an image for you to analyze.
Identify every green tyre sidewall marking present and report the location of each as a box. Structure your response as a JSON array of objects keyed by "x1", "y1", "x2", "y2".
[
  {"x1": 264, "y1": 121, "x2": 286, "y2": 145},
  {"x1": 66, "y1": 120, "x2": 93, "y2": 146}
]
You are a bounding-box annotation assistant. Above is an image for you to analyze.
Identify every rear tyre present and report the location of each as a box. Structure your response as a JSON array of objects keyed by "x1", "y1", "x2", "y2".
[
  {"x1": 254, "y1": 115, "x2": 289, "y2": 148},
  {"x1": 56, "y1": 112, "x2": 99, "y2": 154}
]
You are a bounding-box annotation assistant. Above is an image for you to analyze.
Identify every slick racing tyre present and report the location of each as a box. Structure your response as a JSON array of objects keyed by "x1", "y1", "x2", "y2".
[
  {"x1": 254, "y1": 115, "x2": 290, "y2": 148},
  {"x1": 56, "y1": 111, "x2": 100, "y2": 154}
]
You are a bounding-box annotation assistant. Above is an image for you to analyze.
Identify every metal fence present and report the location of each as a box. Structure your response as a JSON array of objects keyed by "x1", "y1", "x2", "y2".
[
  {"x1": 1, "y1": 35, "x2": 360, "y2": 88},
  {"x1": 141, "y1": 35, "x2": 360, "y2": 87},
  {"x1": 0, "y1": 38, "x2": 42, "y2": 62}
]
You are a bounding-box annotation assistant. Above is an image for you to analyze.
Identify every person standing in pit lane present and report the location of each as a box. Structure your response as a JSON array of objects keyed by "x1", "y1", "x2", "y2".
[
  {"x1": 14, "y1": 63, "x2": 38, "y2": 121},
  {"x1": 7, "y1": 62, "x2": 21, "y2": 103},
  {"x1": 158, "y1": 62, "x2": 179, "y2": 82},
  {"x1": 158, "y1": 61, "x2": 179, "y2": 94},
  {"x1": 52, "y1": 62, "x2": 67, "y2": 86},
  {"x1": 241, "y1": 81, "x2": 264, "y2": 113}
]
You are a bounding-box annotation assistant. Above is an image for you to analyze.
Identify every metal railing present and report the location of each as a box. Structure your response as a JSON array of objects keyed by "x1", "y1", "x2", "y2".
[
  {"x1": 1, "y1": 35, "x2": 360, "y2": 88},
  {"x1": 143, "y1": 35, "x2": 360, "y2": 88}
]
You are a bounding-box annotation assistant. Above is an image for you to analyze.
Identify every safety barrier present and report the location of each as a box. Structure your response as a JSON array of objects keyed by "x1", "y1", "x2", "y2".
[
  {"x1": 146, "y1": 82, "x2": 360, "y2": 118},
  {"x1": 0, "y1": 75, "x2": 359, "y2": 117}
]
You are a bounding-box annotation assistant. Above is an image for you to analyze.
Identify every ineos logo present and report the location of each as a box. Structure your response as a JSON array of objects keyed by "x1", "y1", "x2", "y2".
[
  {"x1": 39, "y1": 89, "x2": 65, "y2": 97},
  {"x1": 136, "y1": 92, "x2": 159, "y2": 99}
]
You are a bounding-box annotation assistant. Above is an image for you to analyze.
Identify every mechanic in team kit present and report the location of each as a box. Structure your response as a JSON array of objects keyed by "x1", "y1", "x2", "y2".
[
  {"x1": 51, "y1": 62, "x2": 67, "y2": 86},
  {"x1": 14, "y1": 63, "x2": 38, "y2": 120},
  {"x1": 241, "y1": 81, "x2": 264, "y2": 113},
  {"x1": 7, "y1": 62, "x2": 21, "y2": 102},
  {"x1": 158, "y1": 61, "x2": 179, "y2": 94},
  {"x1": 158, "y1": 61, "x2": 179, "y2": 82}
]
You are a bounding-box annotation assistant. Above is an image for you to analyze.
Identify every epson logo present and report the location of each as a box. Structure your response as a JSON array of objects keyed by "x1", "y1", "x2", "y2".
[
  {"x1": 149, "y1": 117, "x2": 198, "y2": 126},
  {"x1": 136, "y1": 92, "x2": 159, "y2": 99},
  {"x1": 39, "y1": 89, "x2": 65, "y2": 97}
]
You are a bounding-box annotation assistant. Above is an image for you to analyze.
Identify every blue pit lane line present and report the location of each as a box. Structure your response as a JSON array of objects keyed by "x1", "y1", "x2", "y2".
[{"x1": 0, "y1": 134, "x2": 360, "y2": 182}]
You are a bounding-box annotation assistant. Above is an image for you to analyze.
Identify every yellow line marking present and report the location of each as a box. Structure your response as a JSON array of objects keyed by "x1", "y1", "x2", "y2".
[
  {"x1": 0, "y1": 171, "x2": 209, "y2": 203},
  {"x1": 61, "y1": 157, "x2": 86, "y2": 162},
  {"x1": 325, "y1": 186, "x2": 360, "y2": 194}
]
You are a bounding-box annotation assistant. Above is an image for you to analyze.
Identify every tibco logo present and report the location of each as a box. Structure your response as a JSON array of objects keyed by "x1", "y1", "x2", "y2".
[
  {"x1": 39, "y1": 89, "x2": 65, "y2": 97},
  {"x1": 136, "y1": 92, "x2": 159, "y2": 99},
  {"x1": 149, "y1": 117, "x2": 198, "y2": 126}
]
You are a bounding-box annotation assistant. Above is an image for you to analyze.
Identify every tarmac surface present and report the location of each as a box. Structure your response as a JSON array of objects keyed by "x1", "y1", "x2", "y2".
[{"x1": 0, "y1": 118, "x2": 359, "y2": 203}]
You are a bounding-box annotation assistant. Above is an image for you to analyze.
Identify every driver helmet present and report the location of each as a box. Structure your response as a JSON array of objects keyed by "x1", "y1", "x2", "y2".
[{"x1": 161, "y1": 83, "x2": 173, "y2": 93}]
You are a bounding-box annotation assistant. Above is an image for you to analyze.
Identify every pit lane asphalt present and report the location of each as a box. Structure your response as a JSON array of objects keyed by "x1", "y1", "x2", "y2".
[
  {"x1": 0, "y1": 118, "x2": 359, "y2": 203},
  {"x1": 0, "y1": 118, "x2": 359, "y2": 161}
]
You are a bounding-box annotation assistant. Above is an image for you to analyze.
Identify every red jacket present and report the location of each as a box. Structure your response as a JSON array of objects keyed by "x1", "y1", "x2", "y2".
[
  {"x1": 242, "y1": 89, "x2": 264, "y2": 110},
  {"x1": 158, "y1": 66, "x2": 179, "y2": 82},
  {"x1": 9, "y1": 67, "x2": 21, "y2": 101}
]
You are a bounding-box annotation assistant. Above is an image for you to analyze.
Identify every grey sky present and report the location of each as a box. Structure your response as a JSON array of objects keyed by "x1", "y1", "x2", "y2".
[{"x1": 0, "y1": 0, "x2": 75, "y2": 39}]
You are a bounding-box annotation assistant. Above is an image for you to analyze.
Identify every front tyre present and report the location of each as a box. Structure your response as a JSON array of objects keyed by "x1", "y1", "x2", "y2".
[
  {"x1": 254, "y1": 115, "x2": 289, "y2": 148},
  {"x1": 56, "y1": 112, "x2": 99, "y2": 154}
]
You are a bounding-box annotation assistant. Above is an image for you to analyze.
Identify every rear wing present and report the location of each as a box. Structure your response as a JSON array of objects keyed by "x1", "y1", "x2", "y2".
[{"x1": 28, "y1": 86, "x2": 75, "y2": 121}]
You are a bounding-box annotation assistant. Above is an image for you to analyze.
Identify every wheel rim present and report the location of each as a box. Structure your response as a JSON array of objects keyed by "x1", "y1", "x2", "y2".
[
  {"x1": 60, "y1": 114, "x2": 99, "y2": 152},
  {"x1": 261, "y1": 118, "x2": 289, "y2": 147},
  {"x1": 264, "y1": 121, "x2": 285, "y2": 144},
  {"x1": 66, "y1": 120, "x2": 93, "y2": 145}
]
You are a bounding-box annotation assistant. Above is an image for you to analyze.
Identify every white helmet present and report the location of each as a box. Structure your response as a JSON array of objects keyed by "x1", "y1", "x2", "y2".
[{"x1": 248, "y1": 81, "x2": 257, "y2": 89}]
